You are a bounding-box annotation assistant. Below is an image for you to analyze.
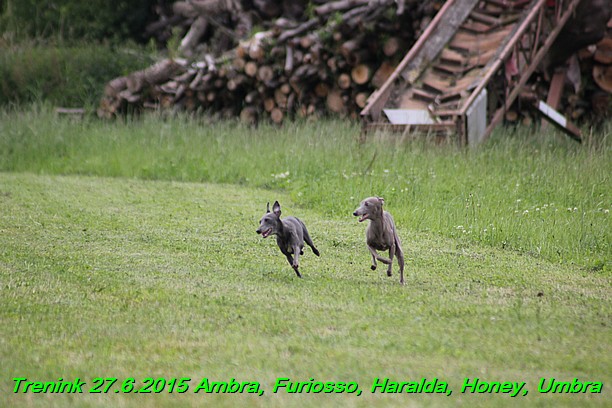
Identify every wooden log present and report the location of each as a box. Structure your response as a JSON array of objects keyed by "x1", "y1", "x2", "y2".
[
  {"x1": 160, "y1": 80, "x2": 180, "y2": 94},
  {"x1": 270, "y1": 107, "x2": 284, "y2": 123},
  {"x1": 240, "y1": 106, "x2": 258, "y2": 125},
  {"x1": 340, "y1": 38, "x2": 361, "y2": 61},
  {"x1": 173, "y1": 1, "x2": 198, "y2": 18},
  {"x1": 174, "y1": 69, "x2": 196, "y2": 83},
  {"x1": 505, "y1": 110, "x2": 518, "y2": 122},
  {"x1": 286, "y1": 92, "x2": 296, "y2": 111},
  {"x1": 284, "y1": 45, "x2": 294, "y2": 73},
  {"x1": 274, "y1": 88, "x2": 288, "y2": 109},
  {"x1": 197, "y1": 90, "x2": 207, "y2": 103},
  {"x1": 104, "y1": 76, "x2": 128, "y2": 97},
  {"x1": 337, "y1": 73, "x2": 352, "y2": 89},
  {"x1": 124, "y1": 59, "x2": 182, "y2": 94},
  {"x1": 594, "y1": 38, "x2": 612, "y2": 65},
  {"x1": 145, "y1": 14, "x2": 184, "y2": 40},
  {"x1": 244, "y1": 90, "x2": 259, "y2": 104},
  {"x1": 257, "y1": 65, "x2": 274, "y2": 83},
  {"x1": 383, "y1": 36, "x2": 405, "y2": 57},
  {"x1": 346, "y1": 49, "x2": 370, "y2": 66},
  {"x1": 326, "y1": 88, "x2": 346, "y2": 114},
  {"x1": 213, "y1": 78, "x2": 225, "y2": 88},
  {"x1": 254, "y1": 0, "x2": 281, "y2": 18},
  {"x1": 235, "y1": 41, "x2": 248, "y2": 59},
  {"x1": 249, "y1": 43, "x2": 265, "y2": 61},
  {"x1": 189, "y1": 0, "x2": 236, "y2": 15},
  {"x1": 233, "y1": 57, "x2": 246, "y2": 71},
  {"x1": 204, "y1": 54, "x2": 217, "y2": 72},
  {"x1": 327, "y1": 57, "x2": 338, "y2": 73},
  {"x1": 314, "y1": 82, "x2": 330, "y2": 98},
  {"x1": 277, "y1": 18, "x2": 318, "y2": 43},
  {"x1": 244, "y1": 61, "x2": 258, "y2": 77},
  {"x1": 371, "y1": 61, "x2": 396, "y2": 88},
  {"x1": 118, "y1": 90, "x2": 141, "y2": 103},
  {"x1": 55, "y1": 107, "x2": 85, "y2": 119},
  {"x1": 314, "y1": 0, "x2": 370, "y2": 16},
  {"x1": 280, "y1": 83, "x2": 292, "y2": 95},
  {"x1": 351, "y1": 64, "x2": 371, "y2": 85},
  {"x1": 299, "y1": 34, "x2": 317, "y2": 49},
  {"x1": 593, "y1": 64, "x2": 612, "y2": 93},
  {"x1": 355, "y1": 92, "x2": 369, "y2": 108},
  {"x1": 264, "y1": 97, "x2": 276, "y2": 112},
  {"x1": 179, "y1": 16, "x2": 208, "y2": 56},
  {"x1": 226, "y1": 74, "x2": 246, "y2": 91}
]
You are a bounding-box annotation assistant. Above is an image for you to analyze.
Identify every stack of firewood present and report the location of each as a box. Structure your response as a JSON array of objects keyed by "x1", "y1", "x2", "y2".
[
  {"x1": 577, "y1": 34, "x2": 612, "y2": 124},
  {"x1": 98, "y1": 0, "x2": 439, "y2": 123}
]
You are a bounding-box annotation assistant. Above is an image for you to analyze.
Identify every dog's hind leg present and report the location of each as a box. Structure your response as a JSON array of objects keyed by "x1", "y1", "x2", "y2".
[
  {"x1": 301, "y1": 224, "x2": 320, "y2": 256},
  {"x1": 395, "y1": 238, "x2": 405, "y2": 284}
]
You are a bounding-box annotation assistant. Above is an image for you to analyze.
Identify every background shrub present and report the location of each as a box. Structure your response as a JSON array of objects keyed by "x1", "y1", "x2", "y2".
[{"x1": 0, "y1": 43, "x2": 154, "y2": 107}]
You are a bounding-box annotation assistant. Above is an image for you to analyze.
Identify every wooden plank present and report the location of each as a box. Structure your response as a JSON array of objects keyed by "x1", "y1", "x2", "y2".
[
  {"x1": 399, "y1": 0, "x2": 481, "y2": 84},
  {"x1": 412, "y1": 88, "x2": 438, "y2": 102},
  {"x1": 451, "y1": 27, "x2": 514, "y2": 53},
  {"x1": 480, "y1": 0, "x2": 583, "y2": 141},
  {"x1": 433, "y1": 62, "x2": 470, "y2": 75},
  {"x1": 546, "y1": 70, "x2": 566, "y2": 109},
  {"x1": 361, "y1": 0, "x2": 474, "y2": 119},
  {"x1": 440, "y1": 48, "x2": 468, "y2": 65},
  {"x1": 422, "y1": 71, "x2": 482, "y2": 97},
  {"x1": 476, "y1": 5, "x2": 505, "y2": 16},
  {"x1": 470, "y1": 10, "x2": 501, "y2": 26},
  {"x1": 536, "y1": 100, "x2": 582, "y2": 142},
  {"x1": 460, "y1": 20, "x2": 496, "y2": 34},
  {"x1": 420, "y1": 72, "x2": 449, "y2": 93},
  {"x1": 485, "y1": 0, "x2": 531, "y2": 8}
]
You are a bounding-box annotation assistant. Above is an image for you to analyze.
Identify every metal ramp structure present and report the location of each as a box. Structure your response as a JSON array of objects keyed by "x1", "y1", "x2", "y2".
[{"x1": 360, "y1": 0, "x2": 582, "y2": 145}]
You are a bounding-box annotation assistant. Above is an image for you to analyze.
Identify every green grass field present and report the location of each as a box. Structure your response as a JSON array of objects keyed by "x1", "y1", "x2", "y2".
[{"x1": 0, "y1": 107, "x2": 610, "y2": 407}]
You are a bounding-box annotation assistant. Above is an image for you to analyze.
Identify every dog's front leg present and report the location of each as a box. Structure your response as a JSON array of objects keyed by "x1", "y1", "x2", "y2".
[
  {"x1": 281, "y1": 250, "x2": 301, "y2": 277},
  {"x1": 387, "y1": 244, "x2": 395, "y2": 277},
  {"x1": 367, "y1": 246, "x2": 378, "y2": 270},
  {"x1": 368, "y1": 246, "x2": 392, "y2": 268}
]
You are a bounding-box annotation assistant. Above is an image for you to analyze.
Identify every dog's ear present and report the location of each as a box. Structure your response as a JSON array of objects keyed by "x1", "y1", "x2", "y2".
[
  {"x1": 377, "y1": 197, "x2": 385, "y2": 205},
  {"x1": 266, "y1": 202, "x2": 270, "y2": 213},
  {"x1": 272, "y1": 201, "x2": 281, "y2": 216}
]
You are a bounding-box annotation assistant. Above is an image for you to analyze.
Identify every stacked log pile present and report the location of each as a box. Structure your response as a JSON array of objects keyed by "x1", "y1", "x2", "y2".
[
  {"x1": 98, "y1": 0, "x2": 438, "y2": 122},
  {"x1": 98, "y1": 0, "x2": 610, "y2": 126}
]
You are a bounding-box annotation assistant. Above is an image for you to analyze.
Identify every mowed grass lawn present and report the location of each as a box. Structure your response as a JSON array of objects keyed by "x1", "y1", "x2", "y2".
[
  {"x1": 0, "y1": 173, "x2": 609, "y2": 407},
  {"x1": 0, "y1": 109, "x2": 610, "y2": 407}
]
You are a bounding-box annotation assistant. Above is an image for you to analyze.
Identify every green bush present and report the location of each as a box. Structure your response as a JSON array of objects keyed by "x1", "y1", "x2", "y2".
[{"x1": 0, "y1": 43, "x2": 153, "y2": 107}]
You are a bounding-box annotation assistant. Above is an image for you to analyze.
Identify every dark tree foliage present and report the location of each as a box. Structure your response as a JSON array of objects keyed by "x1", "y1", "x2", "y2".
[{"x1": 0, "y1": 0, "x2": 167, "y2": 42}]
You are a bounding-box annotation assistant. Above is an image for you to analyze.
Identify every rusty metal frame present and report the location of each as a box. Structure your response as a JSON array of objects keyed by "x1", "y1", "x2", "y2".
[
  {"x1": 477, "y1": 0, "x2": 582, "y2": 141},
  {"x1": 360, "y1": 0, "x2": 466, "y2": 122},
  {"x1": 360, "y1": 0, "x2": 582, "y2": 144}
]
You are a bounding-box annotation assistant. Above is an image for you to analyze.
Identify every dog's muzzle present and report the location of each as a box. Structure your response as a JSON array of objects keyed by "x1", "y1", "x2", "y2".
[
  {"x1": 257, "y1": 228, "x2": 272, "y2": 238},
  {"x1": 353, "y1": 211, "x2": 368, "y2": 222}
]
